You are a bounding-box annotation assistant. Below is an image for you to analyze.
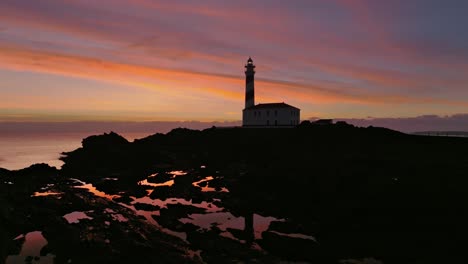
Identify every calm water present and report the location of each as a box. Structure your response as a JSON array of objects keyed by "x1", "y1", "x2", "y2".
[{"x1": 0, "y1": 132, "x2": 151, "y2": 170}]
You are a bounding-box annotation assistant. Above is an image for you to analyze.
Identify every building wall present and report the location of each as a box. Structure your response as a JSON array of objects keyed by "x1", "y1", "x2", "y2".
[{"x1": 243, "y1": 107, "x2": 300, "y2": 127}]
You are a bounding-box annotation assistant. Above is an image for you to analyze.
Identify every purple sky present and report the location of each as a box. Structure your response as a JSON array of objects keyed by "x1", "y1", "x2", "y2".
[{"x1": 1, "y1": 0, "x2": 468, "y2": 129}]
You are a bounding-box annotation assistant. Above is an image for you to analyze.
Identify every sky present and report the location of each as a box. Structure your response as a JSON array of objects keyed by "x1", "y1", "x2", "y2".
[{"x1": 1, "y1": 0, "x2": 468, "y2": 123}]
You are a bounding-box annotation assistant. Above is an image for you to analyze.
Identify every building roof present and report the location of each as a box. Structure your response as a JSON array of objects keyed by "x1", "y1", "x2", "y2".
[{"x1": 247, "y1": 102, "x2": 300, "y2": 110}]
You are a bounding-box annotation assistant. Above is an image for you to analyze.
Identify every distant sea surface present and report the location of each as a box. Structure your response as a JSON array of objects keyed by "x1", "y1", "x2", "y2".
[
  {"x1": 0, "y1": 121, "x2": 241, "y2": 170},
  {"x1": 0, "y1": 132, "x2": 151, "y2": 170}
]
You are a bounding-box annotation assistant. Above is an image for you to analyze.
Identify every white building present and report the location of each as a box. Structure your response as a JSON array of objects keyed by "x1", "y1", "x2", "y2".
[{"x1": 242, "y1": 57, "x2": 300, "y2": 127}]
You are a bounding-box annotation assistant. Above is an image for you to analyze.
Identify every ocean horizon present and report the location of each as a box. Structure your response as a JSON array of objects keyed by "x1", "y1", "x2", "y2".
[
  {"x1": 0, "y1": 132, "x2": 153, "y2": 170},
  {"x1": 0, "y1": 121, "x2": 242, "y2": 170}
]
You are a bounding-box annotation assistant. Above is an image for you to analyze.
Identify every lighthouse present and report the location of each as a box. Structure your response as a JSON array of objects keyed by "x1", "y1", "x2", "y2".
[
  {"x1": 242, "y1": 57, "x2": 300, "y2": 127},
  {"x1": 245, "y1": 57, "x2": 255, "y2": 109}
]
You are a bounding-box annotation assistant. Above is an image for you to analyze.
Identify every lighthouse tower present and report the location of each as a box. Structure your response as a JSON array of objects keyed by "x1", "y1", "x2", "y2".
[
  {"x1": 245, "y1": 57, "x2": 255, "y2": 109},
  {"x1": 241, "y1": 57, "x2": 300, "y2": 127}
]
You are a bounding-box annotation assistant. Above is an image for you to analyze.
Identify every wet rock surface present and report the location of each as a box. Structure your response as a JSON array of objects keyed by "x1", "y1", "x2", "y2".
[
  {"x1": 258, "y1": 231, "x2": 317, "y2": 262},
  {"x1": 3, "y1": 125, "x2": 468, "y2": 263}
]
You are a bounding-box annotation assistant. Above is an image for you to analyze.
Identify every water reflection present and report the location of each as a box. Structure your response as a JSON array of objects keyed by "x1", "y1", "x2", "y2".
[
  {"x1": 66, "y1": 171, "x2": 313, "y2": 252},
  {"x1": 118, "y1": 202, "x2": 187, "y2": 241},
  {"x1": 6, "y1": 231, "x2": 55, "y2": 264},
  {"x1": 32, "y1": 191, "x2": 62, "y2": 197},
  {"x1": 192, "y1": 176, "x2": 215, "y2": 192},
  {"x1": 72, "y1": 179, "x2": 120, "y2": 200},
  {"x1": 104, "y1": 209, "x2": 128, "y2": 222},
  {"x1": 269, "y1": 231, "x2": 316, "y2": 241},
  {"x1": 168, "y1": 170, "x2": 188, "y2": 176},
  {"x1": 180, "y1": 213, "x2": 282, "y2": 241},
  {"x1": 131, "y1": 196, "x2": 222, "y2": 213},
  {"x1": 63, "y1": 211, "x2": 93, "y2": 224},
  {"x1": 138, "y1": 179, "x2": 174, "y2": 187},
  {"x1": 192, "y1": 176, "x2": 229, "y2": 193}
]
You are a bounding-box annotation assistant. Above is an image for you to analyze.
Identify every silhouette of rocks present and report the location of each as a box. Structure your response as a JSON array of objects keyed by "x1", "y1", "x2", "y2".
[
  {"x1": 112, "y1": 196, "x2": 133, "y2": 204},
  {"x1": 147, "y1": 172, "x2": 172, "y2": 184},
  {"x1": 258, "y1": 231, "x2": 317, "y2": 262},
  {"x1": 267, "y1": 221, "x2": 314, "y2": 236},
  {"x1": 226, "y1": 228, "x2": 249, "y2": 241},
  {"x1": 4, "y1": 124, "x2": 468, "y2": 263},
  {"x1": 187, "y1": 230, "x2": 278, "y2": 263},
  {"x1": 0, "y1": 164, "x2": 199, "y2": 263},
  {"x1": 151, "y1": 203, "x2": 206, "y2": 232}
]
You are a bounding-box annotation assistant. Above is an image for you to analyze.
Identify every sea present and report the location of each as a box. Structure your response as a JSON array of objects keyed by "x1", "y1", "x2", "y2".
[
  {"x1": 0, "y1": 132, "x2": 152, "y2": 170},
  {"x1": 0, "y1": 121, "x2": 242, "y2": 171}
]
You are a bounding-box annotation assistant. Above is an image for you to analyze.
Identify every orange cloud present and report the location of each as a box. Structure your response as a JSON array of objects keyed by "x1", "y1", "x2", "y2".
[{"x1": 2, "y1": 43, "x2": 468, "y2": 112}]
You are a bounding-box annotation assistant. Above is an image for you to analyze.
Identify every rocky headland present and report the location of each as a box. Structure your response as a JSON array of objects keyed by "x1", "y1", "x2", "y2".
[{"x1": 2, "y1": 122, "x2": 468, "y2": 263}]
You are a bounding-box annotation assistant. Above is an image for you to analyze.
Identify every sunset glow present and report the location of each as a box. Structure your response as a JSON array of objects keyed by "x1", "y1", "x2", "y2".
[{"x1": 1, "y1": 0, "x2": 468, "y2": 121}]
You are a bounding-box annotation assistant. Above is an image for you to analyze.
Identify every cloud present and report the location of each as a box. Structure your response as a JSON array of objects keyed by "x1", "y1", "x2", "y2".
[
  {"x1": 1, "y1": 0, "x2": 468, "y2": 121},
  {"x1": 0, "y1": 43, "x2": 416, "y2": 105}
]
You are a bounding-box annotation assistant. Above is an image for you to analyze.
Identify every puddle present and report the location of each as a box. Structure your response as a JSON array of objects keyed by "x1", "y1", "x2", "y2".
[
  {"x1": 63, "y1": 211, "x2": 93, "y2": 224},
  {"x1": 111, "y1": 214, "x2": 128, "y2": 222},
  {"x1": 269, "y1": 231, "x2": 316, "y2": 241},
  {"x1": 32, "y1": 190, "x2": 62, "y2": 197},
  {"x1": 192, "y1": 177, "x2": 215, "y2": 192},
  {"x1": 6, "y1": 231, "x2": 55, "y2": 264},
  {"x1": 138, "y1": 179, "x2": 174, "y2": 187},
  {"x1": 192, "y1": 176, "x2": 229, "y2": 193},
  {"x1": 32, "y1": 191, "x2": 62, "y2": 197},
  {"x1": 73, "y1": 180, "x2": 120, "y2": 200},
  {"x1": 180, "y1": 213, "x2": 282, "y2": 240},
  {"x1": 14, "y1": 234, "x2": 25, "y2": 240},
  {"x1": 67, "y1": 171, "x2": 287, "y2": 251},
  {"x1": 168, "y1": 170, "x2": 187, "y2": 176},
  {"x1": 131, "y1": 196, "x2": 222, "y2": 213},
  {"x1": 118, "y1": 202, "x2": 188, "y2": 241},
  {"x1": 138, "y1": 170, "x2": 189, "y2": 187},
  {"x1": 104, "y1": 208, "x2": 128, "y2": 222}
]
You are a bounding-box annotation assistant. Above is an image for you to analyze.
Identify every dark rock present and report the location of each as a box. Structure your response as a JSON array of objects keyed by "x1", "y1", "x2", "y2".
[
  {"x1": 7, "y1": 235, "x2": 24, "y2": 255},
  {"x1": 210, "y1": 223, "x2": 222, "y2": 234},
  {"x1": 258, "y1": 231, "x2": 317, "y2": 261},
  {"x1": 147, "y1": 172, "x2": 173, "y2": 184},
  {"x1": 112, "y1": 196, "x2": 133, "y2": 204},
  {"x1": 40, "y1": 245, "x2": 52, "y2": 256},
  {"x1": 124, "y1": 186, "x2": 149, "y2": 198},
  {"x1": 268, "y1": 221, "x2": 315, "y2": 235},
  {"x1": 226, "y1": 228, "x2": 249, "y2": 241},
  {"x1": 187, "y1": 230, "x2": 278, "y2": 263}
]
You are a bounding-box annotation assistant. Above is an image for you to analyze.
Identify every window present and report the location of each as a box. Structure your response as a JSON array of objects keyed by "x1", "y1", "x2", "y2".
[
  {"x1": 267, "y1": 110, "x2": 269, "y2": 116},
  {"x1": 275, "y1": 120, "x2": 277, "y2": 126},
  {"x1": 259, "y1": 111, "x2": 261, "y2": 117},
  {"x1": 267, "y1": 120, "x2": 270, "y2": 126},
  {"x1": 275, "y1": 110, "x2": 278, "y2": 116}
]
